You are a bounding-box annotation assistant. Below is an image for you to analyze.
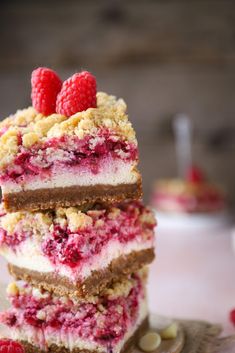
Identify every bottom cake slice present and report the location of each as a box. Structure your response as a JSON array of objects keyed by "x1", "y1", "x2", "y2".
[{"x1": 0, "y1": 269, "x2": 148, "y2": 353}]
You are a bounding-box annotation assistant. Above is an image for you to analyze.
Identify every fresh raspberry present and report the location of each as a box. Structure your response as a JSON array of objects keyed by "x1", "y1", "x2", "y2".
[
  {"x1": 229, "y1": 309, "x2": 235, "y2": 325},
  {"x1": 0, "y1": 339, "x2": 24, "y2": 353},
  {"x1": 31, "y1": 67, "x2": 62, "y2": 116},
  {"x1": 56, "y1": 71, "x2": 97, "y2": 116},
  {"x1": 186, "y1": 166, "x2": 205, "y2": 184}
]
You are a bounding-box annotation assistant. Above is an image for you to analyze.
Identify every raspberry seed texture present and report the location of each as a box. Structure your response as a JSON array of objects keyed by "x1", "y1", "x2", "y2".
[
  {"x1": 56, "y1": 71, "x2": 97, "y2": 117},
  {"x1": 31, "y1": 67, "x2": 62, "y2": 116}
]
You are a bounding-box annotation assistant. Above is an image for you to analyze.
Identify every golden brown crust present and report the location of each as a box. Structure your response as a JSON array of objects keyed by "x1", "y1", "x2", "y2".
[
  {"x1": 8, "y1": 248, "x2": 155, "y2": 298},
  {"x1": 3, "y1": 180, "x2": 142, "y2": 212},
  {"x1": 19, "y1": 317, "x2": 149, "y2": 353}
]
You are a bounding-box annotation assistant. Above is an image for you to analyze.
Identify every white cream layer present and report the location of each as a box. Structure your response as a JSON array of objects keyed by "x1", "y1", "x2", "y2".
[
  {"x1": 2, "y1": 160, "x2": 139, "y2": 193},
  {"x1": 0, "y1": 237, "x2": 153, "y2": 281},
  {"x1": 1, "y1": 293, "x2": 148, "y2": 353}
]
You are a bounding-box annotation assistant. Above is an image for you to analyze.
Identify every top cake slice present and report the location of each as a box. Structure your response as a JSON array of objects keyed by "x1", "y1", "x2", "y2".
[{"x1": 0, "y1": 92, "x2": 141, "y2": 212}]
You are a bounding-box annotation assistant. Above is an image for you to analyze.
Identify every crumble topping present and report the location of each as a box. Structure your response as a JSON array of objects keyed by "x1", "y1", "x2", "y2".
[
  {"x1": 1, "y1": 213, "x2": 25, "y2": 234},
  {"x1": 34, "y1": 114, "x2": 67, "y2": 136},
  {"x1": 139, "y1": 210, "x2": 156, "y2": 226},
  {"x1": 0, "y1": 202, "x2": 153, "y2": 237},
  {"x1": 0, "y1": 92, "x2": 136, "y2": 170},
  {"x1": 22, "y1": 132, "x2": 40, "y2": 148},
  {"x1": 107, "y1": 207, "x2": 121, "y2": 220},
  {"x1": 48, "y1": 92, "x2": 134, "y2": 140},
  {"x1": 64, "y1": 207, "x2": 93, "y2": 231},
  {"x1": 0, "y1": 207, "x2": 52, "y2": 236},
  {"x1": 104, "y1": 267, "x2": 147, "y2": 300}
]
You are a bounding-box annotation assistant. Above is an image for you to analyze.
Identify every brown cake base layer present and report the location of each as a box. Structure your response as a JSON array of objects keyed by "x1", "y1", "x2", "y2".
[
  {"x1": 8, "y1": 248, "x2": 155, "y2": 298},
  {"x1": 3, "y1": 181, "x2": 142, "y2": 212},
  {"x1": 19, "y1": 317, "x2": 149, "y2": 353}
]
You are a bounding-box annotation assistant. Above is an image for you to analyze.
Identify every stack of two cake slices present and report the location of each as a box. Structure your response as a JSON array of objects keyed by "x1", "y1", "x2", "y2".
[{"x1": 0, "y1": 70, "x2": 156, "y2": 353}]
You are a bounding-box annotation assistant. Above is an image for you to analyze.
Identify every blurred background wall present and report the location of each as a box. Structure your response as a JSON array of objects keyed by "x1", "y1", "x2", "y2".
[{"x1": 0, "y1": 0, "x2": 235, "y2": 203}]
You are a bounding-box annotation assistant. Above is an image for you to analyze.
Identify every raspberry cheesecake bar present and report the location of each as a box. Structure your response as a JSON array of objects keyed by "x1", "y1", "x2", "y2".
[
  {"x1": 152, "y1": 179, "x2": 225, "y2": 213},
  {"x1": 0, "y1": 270, "x2": 149, "y2": 353},
  {"x1": 152, "y1": 166, "x2": 226, "y2": 213},
  {"x1": 0, "y1": 70, "x2": 141, "y2": 212},
  {"x1": 0, "y1": 201, "x2": 155, "y2": 297}
]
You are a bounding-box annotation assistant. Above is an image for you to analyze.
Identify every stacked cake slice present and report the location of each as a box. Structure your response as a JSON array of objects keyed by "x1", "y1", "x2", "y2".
[
  {"x1": 0, "y1": 68, "x2": 156, "y2": 353},
  {"x1": 0, "y1": 270, "x2": 149, "y2": 353},
  {"x1": 0, "y1": 202, "x2": 155, "y2": 298},
  {"x1": 0, "y1": 91, "x2": 141, "y2": 212}
]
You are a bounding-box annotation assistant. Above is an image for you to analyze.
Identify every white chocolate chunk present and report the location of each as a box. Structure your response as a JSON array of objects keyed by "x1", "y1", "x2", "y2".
[
  {"x1": 6, "y1": 282, "x2": 19, "y2": 296},
  {"x1": 36, "y1": 310, "x2": 46, "y2": 320},
  {"x1": 139, "y1": 331, "x2": 161, "y2": 352},
  {"x1": 160, "y1": 322, "x2": 178, "y2": 340}
]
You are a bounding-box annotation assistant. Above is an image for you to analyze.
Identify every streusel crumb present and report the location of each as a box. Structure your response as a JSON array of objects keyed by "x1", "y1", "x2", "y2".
[
  {"x1": 65, "y1": 208, "x2": 93, "y2": 231},
  {"x1": 22, "y1": 132, "x2": 40, "y2": 147},
  {"x1": 0, "y1": 202, "x2": 153, "y2": 243},
  {"x1": 0, "y1": 92, "x2": 136, "y2": 169}
]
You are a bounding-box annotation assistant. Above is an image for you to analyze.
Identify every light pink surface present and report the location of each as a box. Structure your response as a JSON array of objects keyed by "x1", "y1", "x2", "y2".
[
  {"x1": 148, "y1": 222, "x2": 235, "y2": 352},
  {"x1": 0, "y1": 223, "x2": 235, "y2": 352}
]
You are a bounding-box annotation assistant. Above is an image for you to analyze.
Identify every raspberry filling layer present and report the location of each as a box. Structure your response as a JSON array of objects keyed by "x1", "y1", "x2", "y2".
[
  {"x1": 0, "y1": 129, "x2": 138, "y2": 183},
  {"x1": 0, "y1": 275, "x2": 144, "y2": 350},
  {"x1": 0, "y1": 202, "x2": 155, "y2": 270}
]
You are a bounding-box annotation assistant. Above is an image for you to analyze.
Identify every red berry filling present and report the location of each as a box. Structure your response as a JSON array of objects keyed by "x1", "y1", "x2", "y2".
[
  {"x1": 42, "y1": 203, "x2": 154, "y2": 268},
  {"x1": 0, "y1": 202, "x2": 155, "y2": 269},
  {"x1": 0, "y1": 276, "x2": 143, "y2": 348},
  {"x1": 0, "y1": 228, "x2": 26, "y2": 249},
  {"x1": 0, "y1": 130, "x2": 137, "y2": 183}
]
